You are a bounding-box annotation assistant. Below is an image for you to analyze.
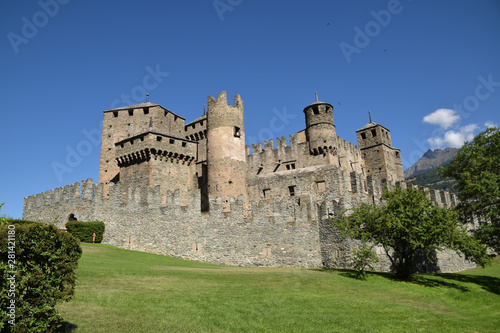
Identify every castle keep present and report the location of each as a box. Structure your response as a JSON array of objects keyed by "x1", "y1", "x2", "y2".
[{"x1": 23, "y1": 91, "x2": 472, "y2": 272}]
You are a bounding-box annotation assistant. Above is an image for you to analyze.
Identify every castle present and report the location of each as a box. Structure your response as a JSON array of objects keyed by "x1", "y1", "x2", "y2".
[{"x1": 23, "y1": 91, "x2": 473, "y2": 272}]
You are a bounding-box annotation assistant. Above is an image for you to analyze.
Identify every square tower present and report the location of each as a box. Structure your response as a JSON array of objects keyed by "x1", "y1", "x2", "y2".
[{"x1": 357, "y1": 120, "x2": 404, "y2": 184}]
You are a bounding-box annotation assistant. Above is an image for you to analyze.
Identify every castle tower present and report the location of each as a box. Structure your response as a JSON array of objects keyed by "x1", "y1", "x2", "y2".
[
  {"x1": 303, "y1": 97, "x2": 336, "y2": 155},
  {"x1": 206, "y1": 91, "x2": 247, "y2": 210},
  {"x1": 356, "y1": 115, "x2": 404, "y2": 184}
]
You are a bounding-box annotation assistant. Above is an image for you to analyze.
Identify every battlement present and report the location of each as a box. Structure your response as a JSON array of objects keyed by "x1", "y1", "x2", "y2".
[
  {"x1": 246, "y1": 133, "x2": 302, "y2": 156},
  {"x1": 336, "y1": 137, "x2": 361, "y2": 155},
  {"x1": 115, "y1": 130, "x2": 197, "y2": 166},
  {"x1": 23, "y1": 177, "x2": 316, "y2": 225}
]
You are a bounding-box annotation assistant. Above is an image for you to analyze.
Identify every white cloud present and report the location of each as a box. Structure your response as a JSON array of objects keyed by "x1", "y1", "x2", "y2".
[
  {"x1": 423, "y1": 109, "x2": 460, "y2": 130},
  {"x1": 427, "y1": 124, "x2": 479, "y2": 149},
  {"x1": 485, "y1": 121, "x2": 498, "y2": 128}
]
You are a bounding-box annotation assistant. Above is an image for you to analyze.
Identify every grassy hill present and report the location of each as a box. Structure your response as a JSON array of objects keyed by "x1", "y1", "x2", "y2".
[
  {"x1": 405, "y1": 167, "x2": 459, "y2": 195},
  {"x1": 54, "y1": 244, "x2": 500, "y2": 333}
]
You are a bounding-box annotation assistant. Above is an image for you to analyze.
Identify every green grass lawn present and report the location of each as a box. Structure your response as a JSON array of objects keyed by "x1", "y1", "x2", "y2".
[{"x1": 57, "y1": 244, "x2": 500, "y2": 333}]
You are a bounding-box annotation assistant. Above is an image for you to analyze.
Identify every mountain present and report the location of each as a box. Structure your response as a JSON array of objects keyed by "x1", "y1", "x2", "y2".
[
  {"x1": 404, "y1": 147, "x2": 459, "y2": 195},
  {"x1": 404, "y1": 147, "x2": 459, "y2": 179}
]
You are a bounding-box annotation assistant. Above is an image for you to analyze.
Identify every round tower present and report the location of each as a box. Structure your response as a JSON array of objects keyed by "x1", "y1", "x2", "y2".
[
  {"x1": 303, "y1": 97, "x2": 336, "y2": 155},
  {"x1": 206, "y1": 91, "x2": 246, "y2": 207}
]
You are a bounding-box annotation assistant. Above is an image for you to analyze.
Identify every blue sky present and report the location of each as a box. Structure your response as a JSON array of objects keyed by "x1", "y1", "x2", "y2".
[{"x1": 1, "y1": 0, "x2": 499, "y2": 218}]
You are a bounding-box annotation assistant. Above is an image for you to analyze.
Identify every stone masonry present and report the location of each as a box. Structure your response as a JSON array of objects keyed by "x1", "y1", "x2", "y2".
[{"x1": 23, "y1": 91, "x2": 474, "y2": 272}]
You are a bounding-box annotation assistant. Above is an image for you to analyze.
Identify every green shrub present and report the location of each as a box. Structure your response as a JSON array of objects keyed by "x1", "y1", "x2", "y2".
[
  {"x1": 4, "y1": 219, "x2": 37, "y2": 225},
  {"x1": 0, "y1": 223, "x2": 82, "y2": 332},
  {"x1": 65, "y1": 221, "x2": 105, "y2": 243}
]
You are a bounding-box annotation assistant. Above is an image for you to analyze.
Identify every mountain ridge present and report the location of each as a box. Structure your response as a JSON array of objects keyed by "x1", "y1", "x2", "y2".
[{"x1": 404, "y1": 147, "x2": 459, "y2": 179}]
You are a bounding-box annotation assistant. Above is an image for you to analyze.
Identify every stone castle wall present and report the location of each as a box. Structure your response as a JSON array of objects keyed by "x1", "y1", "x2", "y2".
[{"x1": 22, "y1": 174, "x2": 469, "y2": 271}]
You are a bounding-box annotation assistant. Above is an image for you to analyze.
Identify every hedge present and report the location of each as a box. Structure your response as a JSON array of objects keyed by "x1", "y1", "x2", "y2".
[
  {"x1": 65, "y1": 221, "x2": 105, "y2": 243},
  {"x1": 0, "y1": 223, "x2": 82, "y2": 332}
]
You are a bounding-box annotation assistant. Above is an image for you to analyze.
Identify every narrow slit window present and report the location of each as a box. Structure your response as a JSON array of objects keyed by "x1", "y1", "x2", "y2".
[
  {"x1": 371, "y1": 129, "x2": 377, "y2": 137},
  {"x1": 234, "y1": 126, "x2": 241, "y2": 138},
  {"x1": 288, "y1": 186, "x2": 296, "y2": 196},
  {"x1": 361, "y1": 132, "x2": 366, "y2": 139}
]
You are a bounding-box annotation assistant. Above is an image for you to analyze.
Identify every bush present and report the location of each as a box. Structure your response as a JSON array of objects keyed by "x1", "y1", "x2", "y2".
[
  {"x1": 4, "y1": 219, "x2": 37, "y2": 225},
  {"x1": 65, "y1": 221, "x2": 105, "y2": 243},
  {"x1": 0, "y1": 223, "x2": 82, "y2": 332}
]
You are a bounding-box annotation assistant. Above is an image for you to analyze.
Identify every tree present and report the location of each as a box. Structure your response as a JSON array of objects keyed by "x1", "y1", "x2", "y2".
[
  {"x1": 334, "y1": 186, "x2": 489, "y2": 280},
  {"x1": 440, "y1": 127, "x2": 500, "y2": 253}
]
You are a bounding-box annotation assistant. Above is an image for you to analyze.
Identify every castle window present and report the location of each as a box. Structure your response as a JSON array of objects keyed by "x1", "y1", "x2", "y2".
[
  {"x1": 395, "y1": 151, "x2": 400, "y2": 157},
  {"x1": 143, "y1": 107, "x2": 149, "y2": 115},
  {"x1": 263, "y1": 189, "x2": 270, "y2": 198},
  {"x1": 313, "y1": 107, "x2": 319, "y2": 115},
  {"x1": 286, "y1": 164, "x2": 291, "y2": 170},
  {"x1": 234, "y1": 126, "x2": 241, "y2": 138},
  {"x1": 200, "y1": 121, "x2": 204, "y2": 126},
  {"x1": 257, "y1": 167, "x2": 263, "y2": 175},
  {"x1": 291, "y1": 163, "x2": 296, "y2": 170},
  {"x1": 371, "y1": 129, "x2": 377, "y2": 137},
  {"x1": 192, "y1": 124, "x2": 196, "y2": 129},
  {"x1": 128, "y1": 109, "x2": 133, "y2": 116},
  {"x1": 164, "y1": 111, "x2": 168, "y2": 117},
  {"x1": 157, "y1": 136, "x2": 162, "y2": 142},
  {"x1": 140, "y1": 137, "x2": 144, "y2": 142},
  {"x1": 113, "y1": 111, "x2": 118, "y2": 118},
  {"x1": 288, "y1": 186, "x2": 296, "y2": 196},
  {"x1": 170, "y1": 139, "x2": 175, "y2": 144},
  {"x1": 361, "y1": 132, "x2": 366, "y2": 139},
  {"x1": 182, "y1": 142, "x2": 186, "y2": 147},
  {"x1": 316, "y1": 181, "x2": 326, "y2": 193}
]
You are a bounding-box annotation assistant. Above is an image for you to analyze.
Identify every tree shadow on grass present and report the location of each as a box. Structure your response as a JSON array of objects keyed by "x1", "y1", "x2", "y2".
[
  {"x1": 433, "y1": 273, "x2": 500, "y2": 294},
  {"x1": 312, "y1": 267, "x2": 500, "y2": 294},
  {"x1": 56, "y1": 321, "x2": 78, "y2": 332}
]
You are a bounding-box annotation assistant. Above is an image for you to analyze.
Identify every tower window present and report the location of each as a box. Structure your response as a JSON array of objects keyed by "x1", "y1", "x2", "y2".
[
  {"x1": 263, "y1": 189, "x2": 270, "y2": 198},
  {"x1": 361, "y1": 132, "x2": 366, "y2": 139},
  {"x1": 113, "y1": 111, "x2": 118, "y2": 118},
  {"x1": 234, "y1": 126, "x2": 241, "y2": 138},
  {"x1": 143, "y1": 107, "x2": 149, "y2": 115},
  {"x1": 371, "y1": 129, "x2": 377, "y2": 137},
  {"x1": 128, "y1": 109, "x2": 133, "y2": 116},
  {"x1": 170, "y1": 139, "x2": 175, "y2": 144},
  {"x1": 288, "y1": 186, "x2": 296, "y2": 196},
  {"x1": 182, "y1": 142, "x2": 186, "y2": 147},
  {"x1": 157, "y1": 136, "x2": 162, "y2": 142}
]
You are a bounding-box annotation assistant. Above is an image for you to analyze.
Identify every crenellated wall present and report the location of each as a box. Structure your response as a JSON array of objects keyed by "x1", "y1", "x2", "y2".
[
  {"x1": 23, "y1": 179, "x2": 324, "y2": 267},
  {"x1": 22, "y1": 177, "x2": 470, "y2": 271}
]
